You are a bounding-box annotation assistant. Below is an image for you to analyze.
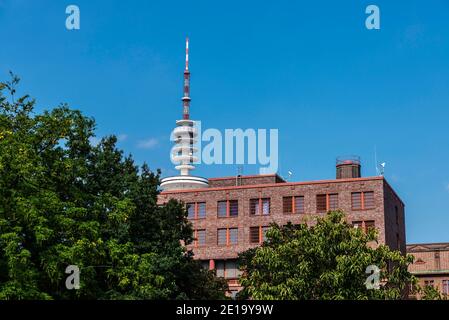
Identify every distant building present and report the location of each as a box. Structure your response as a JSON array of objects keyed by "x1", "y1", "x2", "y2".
[{"x1": 407, "y1": 243, "x2": 449, "y2": 298}]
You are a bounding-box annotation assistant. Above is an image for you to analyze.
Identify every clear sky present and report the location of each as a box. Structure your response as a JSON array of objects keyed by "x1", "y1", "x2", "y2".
[{"x1": 1, "y1": 0, "x2": 449, "y2": 244}]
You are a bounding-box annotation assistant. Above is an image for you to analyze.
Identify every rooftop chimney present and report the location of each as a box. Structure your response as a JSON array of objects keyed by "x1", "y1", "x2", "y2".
[{"x1": 336, "y1": 156, "x2": 361, "y2": 179}]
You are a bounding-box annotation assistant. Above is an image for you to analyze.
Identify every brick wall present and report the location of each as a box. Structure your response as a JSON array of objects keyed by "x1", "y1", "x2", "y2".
[
  {"x1": 159, "y1": 176, "x2": 405, "y2": 261},
  {"x1": 408, "y1": 244, "x2": 449, "y2": 272},
  {"x1": 383, "y1": 180, "x2": 406, "y2": 254},
  {"x1": 407, "y1": 243, "x2": 449, "y2": 298},
  {"x1": 208, "y1": 174, "x2": 284, "y2": 188}
]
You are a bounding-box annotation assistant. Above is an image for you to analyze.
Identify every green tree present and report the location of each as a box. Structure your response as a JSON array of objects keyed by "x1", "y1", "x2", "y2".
[
  {"x1": 238, "y1": 210, "x2": 417, "y2": 300},
  {"x1": 421, "y1": 285, "x2": 448, "y2": 300},
  {"x1": 0, "y1": 74, "x2": 227, "y2": 300}
]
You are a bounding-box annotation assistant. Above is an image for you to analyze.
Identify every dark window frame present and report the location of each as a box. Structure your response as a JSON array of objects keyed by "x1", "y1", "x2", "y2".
[
  {"x1": 249, "y1": 226, "x2": 269, "y2": 244},
  {"x1": 187, "y1": 202, "x2": 207, "y2": 219},
  {"x1": 215, "y1": 259, "x2": 241, "y2": 279},
  {"x1": 352, "y1": 220, "x2": 376, "y2": 233},
  {"x1": 193, "y1": 229, "x2": 206, "y2": 247},
  {"x1": 283, "y1": 196, "x2": 305, "y2": 214},
  {"x1": 217, "y1": 200, "x2": 239, "y2": 218},
  {"x1": 249, "y1": 197, "x2": 271, "y2": 216},
  {"x1": 316, "y1": 193, "x2": 339, "y2": 213},
  {"x1": 351, "y1": 191, "x2": 375, "y2": 210},
  {"x1": 217, "y1": 227, "x2": 238, "y2": 246}
]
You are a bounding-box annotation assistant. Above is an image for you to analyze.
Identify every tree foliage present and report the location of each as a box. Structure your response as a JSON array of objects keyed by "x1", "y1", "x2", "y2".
[
  {"x1": 420, "y1": 285, "x2": 448, "y2": 300},
  {"x1": 0, "y1": 74, "x2": 227, "y2": 300},
  {"x1": 238, "y1": 210, "x2": 417, "y2": 300}
]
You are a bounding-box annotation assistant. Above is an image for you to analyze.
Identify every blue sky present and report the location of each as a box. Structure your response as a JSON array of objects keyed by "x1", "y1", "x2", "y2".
[{"x1": 1, "y1": 0, "x2": 449, "y2": 244}]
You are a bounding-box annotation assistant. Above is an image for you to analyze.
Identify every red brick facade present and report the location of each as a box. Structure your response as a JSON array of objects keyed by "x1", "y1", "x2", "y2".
[
  {"x1": 158, "y1": 174, "x2": 406, "y2": 295},
  {"x1": 407, "y1": 243, "x2": 449, "y2": 298}
]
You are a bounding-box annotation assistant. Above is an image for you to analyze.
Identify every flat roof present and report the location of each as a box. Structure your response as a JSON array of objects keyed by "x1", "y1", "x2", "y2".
[
  {"x1": 161, "y1": 175, "x2": 385, "y2": 194},
  {"x1": 407, "y1": 242, "x2": 449, "y2": 251},
  {"x1": 208, "y1": 173, "x2": 284, "y2": 181},
  {"x1": 407, "y1": 242, "x2": 449, "y2": 246}
]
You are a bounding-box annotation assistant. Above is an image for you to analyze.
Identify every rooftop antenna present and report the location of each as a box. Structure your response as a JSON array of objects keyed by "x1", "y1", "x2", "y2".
[
  {"x1": 182, "y1": 37, "x2": 191, "y2": 120},
  {"x1": 287, "y1": 171, "x2": 293, "y2": 181},
  {"x1": 378, "y1": 162, "x2": 386, "y2": 176},
  {"x1": 374, "y1": 145, "x2": 379, "y2": 175},
  {"x1": 374, "y1": 145, "x2": 385, "y2": 176}
]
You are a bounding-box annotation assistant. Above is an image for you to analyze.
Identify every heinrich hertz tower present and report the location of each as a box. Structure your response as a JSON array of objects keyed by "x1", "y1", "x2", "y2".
[{"x1": 160, "y1": 38, "x2": 209, "y2": 191}]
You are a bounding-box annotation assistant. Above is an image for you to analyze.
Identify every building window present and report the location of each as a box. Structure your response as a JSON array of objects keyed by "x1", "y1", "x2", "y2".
[
  {"x1": 187, "y1": 203, "x2": 195, "y2": 219},
  {"x1": 216, "y1": 261, "x2": 224, "y2": 277},
  {"x1": 295, "y1": 196, "x2": 305, "y2": 214},
  {"x1": 250, "y1": 198, "x2": 270, "y2": 215},
  {"x1": 217, "y1": 229, "x2": 227, "y2": 245},
  {"x1": 352, "y1": 220, "x2": 376, "y2": 233},
  {"x1": 316, "y1": 194, "x2": 327, "y2": 212},
  {"x1": 316, "y1": 193, "x2": 338, "y2": 213},
  {"x1": 351, "y1": 191, "x2": 375, "y2": 210},
  {"x1": 229, "y1": 228, "x2": 238, "y2": 244},
  {"x1": 224, "y1": 260, "x2": 237, "y2": 278},
  {"x1": 424, "y1": 280, "x2": 434, "y2": 288},
  {"x1": 249, "y1": 226, "x2": 270, "y2": 244},
  {"x1": 187, "y1": 202, "x2": 206, "y2": 219},
  {"x1": 443, "y1": 280, "x2": 449, "y2": 295},
  {"x1": 198, "y1": 202, "x2": 206, "y2": 218},
  {"x1": 363, "y1": 191, "x2": 375, "y2": 209},
  {"x1": 217, "y1": 228, "x2": 238, "y2": 246},
  {"x1": 435, "y1": 252, "x2": 441, "y2": 270},
  {"x1": 283, "y1": 197, "x2": 293, "y2": 213},
  {"x1": 395, "y1": 206, "x2": 399, "y2": 225},
  {"x1": 249, "y1": 227, "x2": 259, "y2": 244},
  {"x1": 217, "y1": 200, "x2": 238, "y2": 218},
  {"x1": 262, "y1": 226, "x2": 269, "y2": 241},
  {"x1": 215, "y1": 260, "x2": 242, "y2": 279},
  {"x1": 217, "y1": 201, "x2": 227, "y2": 217},
  {"x1": 351, "y1": 192, "x2": 362, "y2": 210},
  {"x1": 193, "y1": 229, "x2": 206, "y2": 247},
  {"x1": 229, "y1": 200, "x2": 238, "y2": 217},
  {"x1": 283, "y1": 196, "x2": 305, "y2": 214}
]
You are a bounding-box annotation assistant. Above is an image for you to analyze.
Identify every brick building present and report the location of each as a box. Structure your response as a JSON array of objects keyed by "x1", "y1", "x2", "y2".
[
  {"x1": 158, "y1": 161, "x2": 406, "y2": 296},
  {"x1": 407, "y1": 243, "x2": 449, "y2": 298}
]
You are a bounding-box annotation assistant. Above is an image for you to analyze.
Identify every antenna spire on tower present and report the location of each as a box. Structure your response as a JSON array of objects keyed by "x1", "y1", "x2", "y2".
[
  {"x1": 182, "y1": 36, "x2": 191, "y2": 120},
  {"x1": 185, "y1": 37, "x2": 189, "y2": 71}
]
